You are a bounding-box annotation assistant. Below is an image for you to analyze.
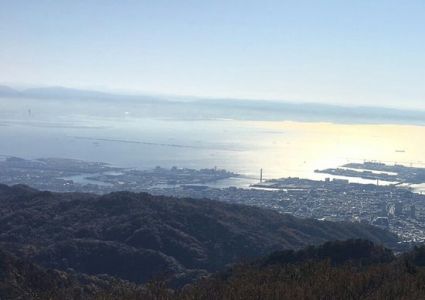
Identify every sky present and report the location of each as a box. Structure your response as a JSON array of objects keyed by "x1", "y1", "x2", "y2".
[{"x1": 1, "y1": 0, "x2": 424, "y2": 109}]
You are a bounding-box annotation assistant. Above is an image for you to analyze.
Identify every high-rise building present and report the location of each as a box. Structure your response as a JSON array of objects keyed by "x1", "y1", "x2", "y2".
[
  {"x1": 410, "y1": 205, "x2": 416, "y2": 219},
  {"x1": 394, "y1": 201, "x2": 403, "y2": 216}
]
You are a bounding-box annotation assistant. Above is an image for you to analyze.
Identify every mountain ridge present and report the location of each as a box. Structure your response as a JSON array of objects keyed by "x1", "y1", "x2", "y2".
[
  {"x1": 1, "y1": 85, "x2": 425, "y2": 124},
  {"x1": 2, "y1": 239, "x2": 425, "y2": 299},
  {"x1": 0, "y1": 184, "x2": 400, "y2": 287}
]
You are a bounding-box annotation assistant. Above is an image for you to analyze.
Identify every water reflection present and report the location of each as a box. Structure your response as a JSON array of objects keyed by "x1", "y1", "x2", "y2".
[{"x1": 0, "y1": 115, "x2": 424, "y2": 187}]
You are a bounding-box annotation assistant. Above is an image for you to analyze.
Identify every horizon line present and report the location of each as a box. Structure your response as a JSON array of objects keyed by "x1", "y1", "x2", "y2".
[{"x1": 1, "y1": 82, "x2": 425, "y2": 113}]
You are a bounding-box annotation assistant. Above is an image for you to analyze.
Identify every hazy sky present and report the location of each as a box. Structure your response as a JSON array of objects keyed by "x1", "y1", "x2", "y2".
[{"x1": 1, "y1": 1, "x2": 424, "y2": 109}]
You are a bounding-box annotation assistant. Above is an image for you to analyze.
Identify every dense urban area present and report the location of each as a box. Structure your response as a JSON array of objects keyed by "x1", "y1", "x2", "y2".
[{"x1": 1, "y1": 156, "x2": 425, "y2": 244}]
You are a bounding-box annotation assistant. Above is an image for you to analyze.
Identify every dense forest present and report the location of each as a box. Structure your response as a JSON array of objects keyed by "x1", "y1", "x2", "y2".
[
  {"x1": 0, "y1": 184, "x2": 399, "y2": 289},
  {"x1": 2, "y1": 239, "x2": 425, "y2": 299}
]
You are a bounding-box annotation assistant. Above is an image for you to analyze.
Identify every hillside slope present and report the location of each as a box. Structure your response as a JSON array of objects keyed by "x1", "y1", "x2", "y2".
[
  {"x1": 3, "y1": 240, "x2": 425, "y2": 300},
  {"x1": 171, "y1": 240, "x2": 425, "y2": 300},
  {"x1": 0, "y1": 249, "x2": 145, "y2": 300},
  {"x1": 0, "y1": 184, "x2": 399, "y2": 286}
]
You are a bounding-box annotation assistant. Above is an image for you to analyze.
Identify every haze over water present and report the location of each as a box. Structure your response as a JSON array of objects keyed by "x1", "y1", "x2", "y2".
[{"x1": 1, "y1": 96, "x2": 424, "y2": 188}]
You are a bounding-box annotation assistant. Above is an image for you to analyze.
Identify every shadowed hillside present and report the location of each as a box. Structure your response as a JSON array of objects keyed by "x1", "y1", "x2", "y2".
[
  {"x1": 168, "y1": 240, "x2": 425, "y2": 300},
  {"x1": 3, "y1": 240, "x2": 425, "y2": 299},
  {"x1": 0, "y1": 249, "x2": 145, "y2": 300},
  {"x1": 0, "y1": 184, "x2": 399, "y2": 287}
]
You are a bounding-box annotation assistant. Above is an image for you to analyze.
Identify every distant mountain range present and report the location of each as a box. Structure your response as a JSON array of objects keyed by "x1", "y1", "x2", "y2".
[
  {"x1": 0, "y1": 184, "x2": 399, "y2": 288},
  {"x1": 1, "y1": 85, "x2": 425, "y2": 125},
  {"x1": 0, "y1": 85, "x2": 161, "y2": 102},
  {"x1": 0, "y1": 85, "x2": 21, "y2": 97}
]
